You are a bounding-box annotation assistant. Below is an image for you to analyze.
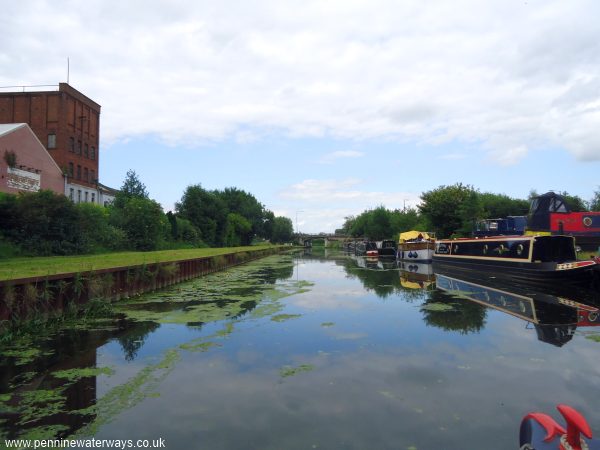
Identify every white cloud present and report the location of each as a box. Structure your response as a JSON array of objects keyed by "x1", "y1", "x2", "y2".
[
  {"x1": 276, "y1": 178, "x2": 421, "y2": 232},
  {"x1": 2, "y1": 0, "x2": 600, "y2": 161}
]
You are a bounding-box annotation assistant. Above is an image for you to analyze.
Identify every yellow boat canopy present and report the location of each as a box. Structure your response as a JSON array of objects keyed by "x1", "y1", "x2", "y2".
[{"x1": 399, "y1": 230, "x2": 432, "y2": 242}]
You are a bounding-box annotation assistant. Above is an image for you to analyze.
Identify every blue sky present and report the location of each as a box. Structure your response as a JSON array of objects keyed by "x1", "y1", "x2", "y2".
[{"x1": 2, "y1": 0, "x2": 599, "y2": 232}]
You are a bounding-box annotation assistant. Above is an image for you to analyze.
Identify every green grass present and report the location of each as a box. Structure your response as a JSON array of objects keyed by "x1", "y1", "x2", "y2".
[{"x1": 0, "y1": 245, "x2": 281, "y2": 281}]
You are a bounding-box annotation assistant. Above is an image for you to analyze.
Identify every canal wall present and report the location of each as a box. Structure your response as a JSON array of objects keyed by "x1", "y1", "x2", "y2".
[{"x1": 0, "y1": 246, "x2": 287, "y2": 324}]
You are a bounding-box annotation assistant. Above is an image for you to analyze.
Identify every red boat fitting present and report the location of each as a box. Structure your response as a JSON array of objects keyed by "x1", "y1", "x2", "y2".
[{"x1": 520, "y1": 405, "x2": 599, "y2": 450}]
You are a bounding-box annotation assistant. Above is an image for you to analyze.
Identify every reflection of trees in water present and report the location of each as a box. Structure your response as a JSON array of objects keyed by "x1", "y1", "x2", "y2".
[
  {"x1": 333, "y1": 257, "x2": 427, "y2": 302},
  {"x1": 256, "y1": 261, "x2": 295, "y2": 284},
  {"x1": 117, "y1": 321, "x2": 160, "y2": 361},
  {"x1": 421, "y1": 291, "x2": 487, "y2": 334}
]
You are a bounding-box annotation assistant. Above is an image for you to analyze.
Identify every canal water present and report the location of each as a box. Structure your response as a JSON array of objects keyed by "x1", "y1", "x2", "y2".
[{"x1": 2, "y1": 250, "x2": 600, "y2": 449}]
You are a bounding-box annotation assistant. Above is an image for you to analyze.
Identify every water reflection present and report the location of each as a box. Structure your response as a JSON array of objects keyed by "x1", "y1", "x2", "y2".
[
  {"x1": 2, "y1": 252, "x2": 600, "y2": 448},
  {"x1": 433, "y1": 266, "x2": 600, "y2": 346},
  {"x1": 336, "y1": 251, "x2": 600, "y2": 345}
]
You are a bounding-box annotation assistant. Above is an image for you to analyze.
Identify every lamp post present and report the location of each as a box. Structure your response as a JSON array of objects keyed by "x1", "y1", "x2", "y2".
[
  {"x1": 296, "y1": 210, "x2": 304, "y2": 243},
  {"x1": 296, "y1": 210, "x2": 304, "y2": 234}
]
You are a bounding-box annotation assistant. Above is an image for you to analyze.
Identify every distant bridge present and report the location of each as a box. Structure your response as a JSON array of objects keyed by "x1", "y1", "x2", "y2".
[{"x1": 297, "y1": 234, "x2": 362, "y2": 247}]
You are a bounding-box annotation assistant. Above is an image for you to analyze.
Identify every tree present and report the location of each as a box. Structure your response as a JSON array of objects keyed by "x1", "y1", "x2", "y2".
[
  {"x1": 478, "y1": 193, "x2": 529, "y2": 218},
  {"x1": 13, "y1": 190, "x2": 83, "y2": 255},
  {"x1": 113, "y1": 169, "x2": 149, "y2": 208},
  {"x1": 365, "y1": 206, "x2": 391, "y2": 240},
  {"x1": 113, "y1": 197, "x2": 167, "y2": 251},
  {"x1": 558, "y1": 191, "x2": 588, "y2": 212},
  {"x1": 216, "y1": 187, "x2": 264, "y2": 243},
  {"x1": 389, "y1": 207, "x2": 427, "y2": 238},
  {"x1": 176, "y1": 185, "x2": 226, "y2": 246},
  {"x1": 223, "y1": 213, "x2": 252, "y2": 247},
  {"x1": 271, "y1": 216, "x2": 294, "y2": 243},
  {"x1": 590, "y1": 188, "x2": 600, "y2": 212},
  {"x1": 419, "y1": 183, "x2": 481, "y2": 238}
]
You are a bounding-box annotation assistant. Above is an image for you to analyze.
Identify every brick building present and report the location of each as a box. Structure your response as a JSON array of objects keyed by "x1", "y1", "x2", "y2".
[
  {"x1": 0, "y1": 83, "x2": 116, "y2": 204},
  {"x1": 0, "y1": 123, "x2": 65, "y2": 195}
]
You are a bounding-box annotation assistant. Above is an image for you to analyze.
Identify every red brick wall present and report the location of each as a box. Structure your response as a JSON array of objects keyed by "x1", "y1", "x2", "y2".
[{"x1": 0, "y1": 125, "x2": 65, "y2": 195}]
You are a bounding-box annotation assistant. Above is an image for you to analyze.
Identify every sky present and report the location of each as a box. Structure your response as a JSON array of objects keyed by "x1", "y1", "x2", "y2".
[{"x1": 2, "y1": 0, "x2": 599, "y2": 233}]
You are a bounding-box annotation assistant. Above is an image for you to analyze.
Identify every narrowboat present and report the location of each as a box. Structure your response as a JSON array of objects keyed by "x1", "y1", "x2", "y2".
[
  {"x1": 355, "y1": 240, "x2": 378, "y2": 257},
  {"x1": 397, "y1": 231, "x2": 435, "y2": 262},
  {"x1": 529, "y1": 191, "x2": 600, "y2": 249},
  {"x1": 376, "y1": 239, "x2": 398, "y2": 257},
  {"x1": 432, "y1": 234, "x2": 597, "y2": 284}
]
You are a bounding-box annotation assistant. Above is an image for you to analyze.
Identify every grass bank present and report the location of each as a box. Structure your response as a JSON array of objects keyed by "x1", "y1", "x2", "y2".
[{"x1": 0, "y1": 245, "x2": 283, "y2": 281}]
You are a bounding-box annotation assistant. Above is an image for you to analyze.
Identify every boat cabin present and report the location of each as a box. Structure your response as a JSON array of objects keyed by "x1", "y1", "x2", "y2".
[{"x1": 473, "y1": 216, "x2": 527, "y2": 237}]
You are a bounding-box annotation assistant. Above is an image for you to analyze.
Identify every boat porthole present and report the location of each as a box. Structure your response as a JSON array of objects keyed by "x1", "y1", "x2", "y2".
[
  {"x1": 516, "y1": 244, "x2": 524, "y2": 256},
  {"x1": 589, "y1": 312, "x2": 598, "y2": 322},
  {"x1": 583, "y1": 216, "x2": 592, "y2": 227},
  {"x1": 483, "y1": 244, "x2": 488, "y2": 255}
]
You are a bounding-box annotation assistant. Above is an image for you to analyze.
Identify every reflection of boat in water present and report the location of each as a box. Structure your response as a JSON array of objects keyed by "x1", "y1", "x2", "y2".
[
  {"x1": 434, "y1": 267, "x2": 600, "y2": 347},
  {"x1": 433, "y1": 234, "x2": 597, "y2": 285},
  {"x1": 399, "y1": 262, "x2": 435, "y2": 290},
  {"x1": 398, "y1": 231, "x2": 435, "y2": 262}
]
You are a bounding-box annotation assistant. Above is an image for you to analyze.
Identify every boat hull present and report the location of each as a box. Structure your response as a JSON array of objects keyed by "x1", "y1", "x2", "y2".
[
  {"x1": 398, "y1": 241, "x2": 435, "y2": 262},
  {"x1": 432, "y1": 235, "x2": 597, "y2": 286}
]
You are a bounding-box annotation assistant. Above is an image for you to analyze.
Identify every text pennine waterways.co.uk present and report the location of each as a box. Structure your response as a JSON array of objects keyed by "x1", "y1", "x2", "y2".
[{"x1": 4, "y1": 438, "x2": 167, "y2": 449}]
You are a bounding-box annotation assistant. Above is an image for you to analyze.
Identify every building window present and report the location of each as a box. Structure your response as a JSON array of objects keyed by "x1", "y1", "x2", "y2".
[
  {"x1": 84, "y1": 168, "x2": 89, "y2": 182},
  {"x1": 91, "y1": 170, "x2": 96, "y2": 183},
  {"x1": 85, "y1": 191, "x2": 89, "y2": 202},
  {"x1": 69, "y1": 188, "x2": 74, "y2": 201},
  {"x1": 69, "y1": 137, "x2": 75, "y2": 153},
  {"x1": 91, "y1": 146, "x2": 96, "y2": 160},
  {"x1": 84, "y1": 144, "x2": 89, "y2": 158},
  {"x1": 91, "y1": 193, "x2": 96, "y2": 203},
  {"x1": 77, "y1": 165, "x2": 81, "y2": 180},
  {"x1": 68, "y1": 162, "x2": 74, "y2": 177},
  {"x1": 47, "y1": 134, "x2": 56, "y2": 149},
  {"x1": 77, "y1": 140, "x2": 82, "y2": 155},
  {"x1": 77, "y1": 190, "x2": 82, "y2": 203}
]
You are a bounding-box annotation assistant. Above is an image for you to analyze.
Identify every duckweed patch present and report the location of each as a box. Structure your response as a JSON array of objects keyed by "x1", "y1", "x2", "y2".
[
  {"x1": 420, "y1": 303, "x2": 455, "y2": 312},
  {"x1": 271, "y1": 314, "x2": 302, "y2": 322},
  {"x1": 53, "y1": 366, "x2": 115, "y2": 381},
  {"x1": 321, "y1": 322, "x2": 335, "y2": 327},
  {"x1": 280, "y1": 364, "x2": 315, "y2": 378},
  {"x1": 179, "y1": 341, "x2": 221, "y2": 352}
]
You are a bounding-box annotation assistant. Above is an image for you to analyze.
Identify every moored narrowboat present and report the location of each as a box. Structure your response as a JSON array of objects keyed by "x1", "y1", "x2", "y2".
[
  {"x1": 377, "y1": 239, "x2": 398, "y2": 257},
  {"x1": 398, "y1": 231, "x2": 436, "y2": 262},
  {"x1": 432, "y1": 234, "x2": 596, "y2": 284}
]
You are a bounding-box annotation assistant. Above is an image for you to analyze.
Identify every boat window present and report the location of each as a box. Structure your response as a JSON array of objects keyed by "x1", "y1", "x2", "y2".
[
  {"x1": 489, "y1": 221, "x2": 498, "y2": 230},
  {"x1": 530, "y1": 199, "x2": 539, "y2": 213}
]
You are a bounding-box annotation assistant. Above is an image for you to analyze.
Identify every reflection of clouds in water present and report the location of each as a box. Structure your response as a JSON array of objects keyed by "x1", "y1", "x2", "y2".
[
  {"x1": 95, "y1": 323, "x2": 600, "y2": 450},
  {"x1": 289, "y1": 288, "x2": 367, "y2": 311}
]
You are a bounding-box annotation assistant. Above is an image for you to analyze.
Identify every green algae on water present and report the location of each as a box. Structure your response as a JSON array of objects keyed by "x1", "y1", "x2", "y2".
[
  {"x1": 321, "y1": 322, "x2": 335, "y2": 327},
  {"x1": 420, "y1": 303, "x2": 455, "y2": 312},
  {"x1": 280, "y1": 364, "x2": 315, "y2": 378},
  {"x1": 53, "y1": 366, "x2": 115, "y2": 381},
  {"x1": 271, "y1": 314, "x2": 302, "y2": 322},
  {"x1": 585, "y1": 334, "x2": 600, "y2": 343}
]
